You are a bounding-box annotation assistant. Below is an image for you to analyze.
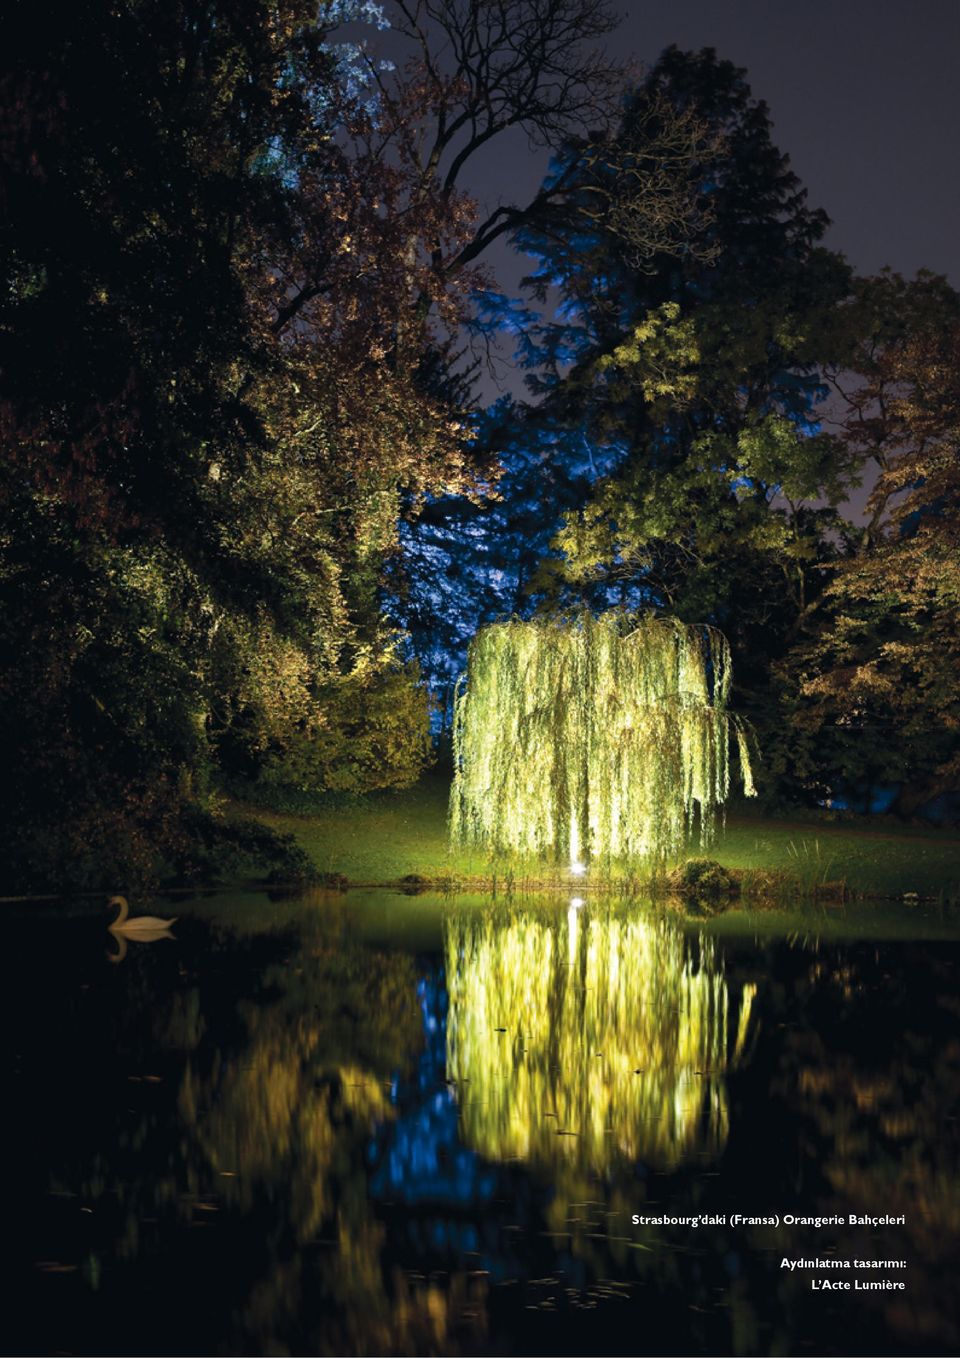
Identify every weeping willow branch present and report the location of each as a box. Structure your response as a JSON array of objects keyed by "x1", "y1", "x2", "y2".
[{"x1": 450, "y1": 612, "x2": 756, "y2": 866}]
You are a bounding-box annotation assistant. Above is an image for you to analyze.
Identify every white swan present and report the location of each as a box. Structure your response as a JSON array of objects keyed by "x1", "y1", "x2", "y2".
[{"x1": 108, "y1": 895, "x2": 177, "y2": 936}]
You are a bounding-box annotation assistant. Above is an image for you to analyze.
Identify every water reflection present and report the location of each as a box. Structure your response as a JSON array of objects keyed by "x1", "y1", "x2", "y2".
[
  {"x1": 4, "y1": 894, "x2": 960, "y2": 1356},
  {"x1": 769, "y1": 946, "x2": 960, "y2": 1353},
  {"x1": 445, "y1": 905, "x2": 756, "y2": 1171},
  {"x1": 105, "y1": 931, "x2": 176, "y2": 964}
]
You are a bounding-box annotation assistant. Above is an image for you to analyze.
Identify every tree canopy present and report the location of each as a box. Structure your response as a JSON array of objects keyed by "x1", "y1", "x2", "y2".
[{"x1": 2, "y1": 7, "x2": 957, "y2": 891}]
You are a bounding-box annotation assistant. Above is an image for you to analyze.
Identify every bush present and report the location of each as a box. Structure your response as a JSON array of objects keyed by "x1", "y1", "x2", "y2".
[
  {"x1": 255, "y1": 661, "x2": 434, "y2": 795},
  {"x1": 164, "y1": 808, "x2": 317, "y2": 886},
  {"x1": 674, "y1": 857, "x2": 735, "y2": 896}
]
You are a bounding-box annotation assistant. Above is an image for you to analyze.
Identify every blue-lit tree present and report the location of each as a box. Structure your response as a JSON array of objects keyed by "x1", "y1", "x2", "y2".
[
  {"x1": 400, "y1": 48, "x2": 862, "y2": 803},
  {"x1": 513, "y1": 47, "x2": 857, "y2": 630}
]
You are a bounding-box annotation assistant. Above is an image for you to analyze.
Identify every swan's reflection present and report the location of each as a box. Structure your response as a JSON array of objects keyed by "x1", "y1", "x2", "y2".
[
  {"x1": 105, "y1": 929, "x2": 176, "y2": 964},
  {"x1": 445, "y1": 905, "x2": 755, "y2": 1171}
]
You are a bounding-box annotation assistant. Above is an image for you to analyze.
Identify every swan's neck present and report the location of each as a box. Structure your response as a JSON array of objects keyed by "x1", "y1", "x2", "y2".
[{"x1": 111, "y1": 896, "x2": 129, "y2": 926}]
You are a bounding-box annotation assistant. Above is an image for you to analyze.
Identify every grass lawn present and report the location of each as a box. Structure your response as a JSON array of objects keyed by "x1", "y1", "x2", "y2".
[{"x1": 232, "y1": 771, "x2": 960, "y2": 900}]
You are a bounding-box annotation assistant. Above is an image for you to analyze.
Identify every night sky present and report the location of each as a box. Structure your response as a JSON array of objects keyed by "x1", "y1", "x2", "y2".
[{"x1": 621, "y1": 0, "x2": 960, "y2": 284}]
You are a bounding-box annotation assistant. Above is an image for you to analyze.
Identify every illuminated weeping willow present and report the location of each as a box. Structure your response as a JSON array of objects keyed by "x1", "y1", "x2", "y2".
[
  {"x1": 450, "y1": 612, "x2": 756, "y2": 865},
  {"x1": 445, "y1": 907, "x2": 756, "y2": 1171}
]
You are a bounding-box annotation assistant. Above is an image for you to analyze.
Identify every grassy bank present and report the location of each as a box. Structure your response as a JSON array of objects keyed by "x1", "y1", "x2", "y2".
[{"x1": 230, "y1": 772, "x2": 960, "y2": 900}]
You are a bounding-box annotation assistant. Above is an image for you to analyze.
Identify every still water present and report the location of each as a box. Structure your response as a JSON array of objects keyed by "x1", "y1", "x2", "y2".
[{"x1": 3, "y1": 892, "x2": 959, "y2": 1356}]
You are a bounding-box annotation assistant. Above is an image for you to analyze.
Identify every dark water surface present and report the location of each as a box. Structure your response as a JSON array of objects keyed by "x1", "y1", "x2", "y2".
[{"x1": 3, "y1": 891, "x2": 959, "y2": 1356}]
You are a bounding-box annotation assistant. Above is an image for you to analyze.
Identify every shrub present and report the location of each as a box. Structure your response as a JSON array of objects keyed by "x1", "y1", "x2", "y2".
[
  {"x1": 255, "y1": 661, "x2": 434, "y2": 795},
  {"x1": 675, "y1": 857, "x2": 735, "y2": 896}
]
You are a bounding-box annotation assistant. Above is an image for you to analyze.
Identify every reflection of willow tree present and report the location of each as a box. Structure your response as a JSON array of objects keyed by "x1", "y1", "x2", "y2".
[{"x1": 445, "y1": 907, "x2": 755, "y2": 1171}]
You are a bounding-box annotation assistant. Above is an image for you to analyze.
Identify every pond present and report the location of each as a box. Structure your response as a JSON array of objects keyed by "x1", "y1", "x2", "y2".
[{"x1": 3, "y1": 891, "x2": 959, "y2": 1355}]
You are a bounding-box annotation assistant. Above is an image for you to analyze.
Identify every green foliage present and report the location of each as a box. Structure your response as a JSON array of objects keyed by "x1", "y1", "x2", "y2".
[
  {"x1": 0, "y1": 484, "x2": 207, "y2": 890},
  {"x1": 0, "y1": 0, "x2": 471, "y2": 888},
  {"x1": 515, "y1": 49, "x2": 866, "y2": 809},
  {"x1": 168, "y1": 808, "x2": 317, "y2": 886},
  {"x1": 676, "y1": 857, "x2": 735, "y2": 895},
  {"x1": 516, "y1": 57, "x2": 960, "y2": 819},
  {"x1": 781, "y1": 305, "x2": 960, "y2": 813},
  {"x1": 450, "y1": 612, "x2": 756, "y2": 866},
  {"x1": 254, "y1": 661, "x2": 435, "y2": 795},
  {"x1": 593, "y1": 302, "x2": 701, "y2": 405}
]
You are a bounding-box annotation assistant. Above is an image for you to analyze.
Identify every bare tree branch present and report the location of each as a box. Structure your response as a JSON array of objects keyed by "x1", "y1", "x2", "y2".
[{"x1": 336, "y1": 0, "x2": 718, "y2": 303}]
